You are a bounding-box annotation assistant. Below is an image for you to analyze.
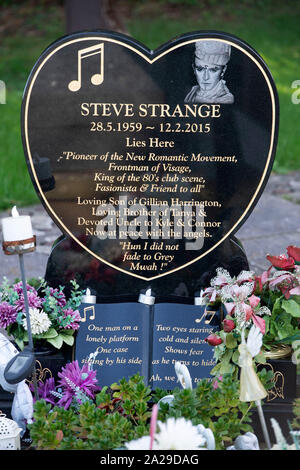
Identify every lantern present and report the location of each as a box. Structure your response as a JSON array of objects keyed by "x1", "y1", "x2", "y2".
[{"x1": 0, "y1": 411, "x2": 22, "y2": 450}]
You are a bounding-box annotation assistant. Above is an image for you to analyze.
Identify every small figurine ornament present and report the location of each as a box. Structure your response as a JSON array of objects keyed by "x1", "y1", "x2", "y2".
[
  {"x1": 238, "y1": 325, "x2": 267, "y2": 402},
  {"x1": 0, "y1": 333, "x2": 33, "y2": 435},
  {"x1": 157, "y1": 361, "x2": 192, "y2": 408},
  {"x1": 174, "y1": 361, "x2": 193, "y2": 390},
  {"x1": 227, "y1": 432, "x2": 260, "y2": 451},
  {"x1": 238, "y1": 325, "x2": 271, "y2": 449}
]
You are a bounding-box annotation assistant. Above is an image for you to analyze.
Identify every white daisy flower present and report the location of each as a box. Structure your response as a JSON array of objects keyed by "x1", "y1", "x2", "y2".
[
  {"x1": 125, "y1": 418, "x2": 208, "y2": 450},
  {"x1": 155, "y1": 417, "x2": 206, "y2": 450},
  {"x1": 125, "y1": 436, "x2": 152, "y2": 450},
  {"x1": 22, "y1": 307, "x2": 51, "y2": 335}
]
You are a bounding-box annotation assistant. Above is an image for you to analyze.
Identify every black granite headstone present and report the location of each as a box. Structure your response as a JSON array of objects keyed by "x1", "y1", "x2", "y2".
[
  {"x1": 20, "y1": 31, "x2": 279, "y2": 388},
  {"x1": 21, "y1": 30, "x2": 278, "y2": 299}
]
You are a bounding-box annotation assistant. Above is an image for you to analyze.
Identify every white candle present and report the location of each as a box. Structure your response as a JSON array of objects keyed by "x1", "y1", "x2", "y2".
[
  {"x1": 82, "y1": 288, "x2": 96, "y2": 304},
  {"x1": 1, "y1": 206, "x2": 33, "y2": 242},
  {"x1": 195, "y1": 289, "x2": 205, "y2": 306},
  {"x1": 138, "y1": 287, "x2": 155, "y2": 305}
]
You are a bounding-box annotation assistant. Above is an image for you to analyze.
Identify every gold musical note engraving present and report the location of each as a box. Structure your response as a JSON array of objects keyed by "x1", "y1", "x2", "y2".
[
  {"x1": 68, "y1": 43, "x2": 104, "y2": 92},
  {"x1": 195, "y1": 309, "x2": 216, "y2": 324},
  {"x1": 81, "y1": 305, "x2": 96, "y2": 322}
]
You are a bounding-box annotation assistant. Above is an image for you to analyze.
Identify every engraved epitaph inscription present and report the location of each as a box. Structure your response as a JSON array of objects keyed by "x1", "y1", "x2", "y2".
[
  {"x1": 22, "y1": 31, "x2": 278, "y2": 281},
  {"x1": 75, "y1": 302, "x2": 220, "y2": 388}
]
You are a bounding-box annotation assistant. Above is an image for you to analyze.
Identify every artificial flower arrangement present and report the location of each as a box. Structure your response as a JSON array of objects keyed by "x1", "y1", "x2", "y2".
[
  {"x1": 27, "y1": 360, "x2": 254, "y2": 450},
  {"x1": 202, "y1": 245, "x2": 300, "y2": 378},
  {"x1": 0, "y1": 278, "x2": 84, "y2": 350}
]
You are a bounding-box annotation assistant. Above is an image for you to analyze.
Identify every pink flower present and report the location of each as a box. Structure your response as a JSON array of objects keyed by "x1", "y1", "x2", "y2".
[
  {"x1": 245, "y1": 295, "x2": 266, "y2": 334},
  {"x1": 224, "y1": 302, "x2": 235, "y2": 316},
  {"x1": 249, "y1": 294, "x2": 260, "y2": 309},
  {"x1": 251, "y1": 314, "x2": 266, "y2": 335},
  {"x1": 0, "y1": 302, "x2": 17, "y2": 328},
  {"x1": 289, "y1": 286, "x2": 300, "y2": 296},
  {"x1": 47, "y1": 288, "x2": 66, "y2": 308},
  {"x1": 222, "y1": 286, "x2": 267, "y2": 334},
  {"x1": 150, "y1": 404, "x2": 158, "y2": 450},
  {"x1": 203, "y1": 287, "x2": 218, "y2": 303},
  {"x1": 213, "y1": 376, "x2": 223, "y2": 390},
  {"x1": 13, "y1": 281, "x2": 36, "y2": 296},
  {"x1": 269, "y1": 272, "x2": 295, "y2": 299},
  {"x1": 62, "y1": 308, "x2": 81, "y2": 330},
  {"x1": 57, "y1": 360, "x2": 100, "y2": 409},
  {"x1": 260, "y1": 267, "x2": 272, "y2": 286},
  {"x1": 15, "y1": 291, "x2": 42, "y2": 312}
]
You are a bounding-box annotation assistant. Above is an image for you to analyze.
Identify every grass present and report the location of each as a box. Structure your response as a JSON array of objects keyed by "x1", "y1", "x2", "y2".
[
  {"x1": 126, "y1": 1, "x2": 300, "y2": 173},
  {"x1": 0, "y1": 1, "x2": 299, "y2": 209},
  {"x1": 0, "y1": 5, "x2": 64, "y2": 210}
]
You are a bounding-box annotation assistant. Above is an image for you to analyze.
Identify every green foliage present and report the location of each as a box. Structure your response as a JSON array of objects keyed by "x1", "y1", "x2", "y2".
[
  {"x1": 211, "y1": 292, "x2": 300, "y2": 378},
  {"x1": 29, "y1": 400, "x2": 137, "y2": 450},
  {"x1": 0, "y1": 5, "x2": 64, "y2": 210},
  {"x1": 110, "y1": 373, "x2": 152, "y2": 427},
  {"x1": 29, "y1": 372, "x2": 256, "y2": 450},
  {"x1": 153, "y1": 374, "x2": 254, "y2": 450},
  {"x1": 29, "y1": 373, "x2": 151, "y2": 450},
  {"x1": 12, "y1": 276, "x2": 44, "y2": 290},
  {"x1": 265, "y1": 296, "x2": 300, "y2": 344},
  {"x1": 0, "y1": 277, "x2": 84, "y2": 350},
  {"x1": 126, "y1": 2, "x2": 300, "y2": 173}
]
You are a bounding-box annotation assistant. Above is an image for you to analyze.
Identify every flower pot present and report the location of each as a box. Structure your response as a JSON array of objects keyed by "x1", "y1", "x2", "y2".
[
  {"x1": 264, "y1": 344, "x2": 292, "y2": 360},
  {"x1": 33, "y1": 342, "x2": 57, "y2": 356},
  {"x1": 26, "y1": 344, "x2": 74, "y2": 390}
]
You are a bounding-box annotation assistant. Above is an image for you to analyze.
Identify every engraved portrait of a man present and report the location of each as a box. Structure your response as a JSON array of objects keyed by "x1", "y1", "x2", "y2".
[{"x1": 184, "y1": 40, "x2": 234, "y2": 104}]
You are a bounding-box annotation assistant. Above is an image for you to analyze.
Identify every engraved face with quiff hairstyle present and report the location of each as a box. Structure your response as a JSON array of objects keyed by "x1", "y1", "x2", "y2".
[
  {"x1": 193, "y1": 59, "x2": 226, "y2": 92},
  {"x1": 193, "y1": 40, "x2": 231, "y2": 91},
  {"x1": 185, "y1": 40, "x2": 234, "y2": 104}
]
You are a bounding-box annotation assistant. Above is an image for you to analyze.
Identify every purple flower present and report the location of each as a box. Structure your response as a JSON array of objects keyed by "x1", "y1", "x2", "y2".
[
  {"x1": 15, "y1": 291, "x2": 42, "y2": 312},
  {"x1": 30, "y1": 377, "x2": 57, "y2": 404},
  {"x1": 62, "y1": 308, "x2": 81, "y2": 330},
  {"x1": 57, "y1": 360, "x2": 100, "y2": 409},
  {"x1": 13, "y1": 281, "x2": 36, "y2": 296},
  {"x1": 45, "y1": 288, "x2": 67, "y2": 308},
  {"x1": 0, "y1": 301, "x2": 17, "y2": 328}
]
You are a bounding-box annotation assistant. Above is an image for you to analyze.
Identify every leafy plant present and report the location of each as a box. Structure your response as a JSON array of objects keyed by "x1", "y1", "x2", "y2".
[
  {"x1": 201, "y1": 245, "x2": 300, "y2": 378},
  {"x1": 110, "y1": 373, "x2": 152, "y2": 430},
  {"x1": 29, "y1": 400, "x2": 137, "y2": 450},
  {"x1": 0, "y1": 277, "x2": 84, "y2": 350},
  {"x1": 29, "y1": 372, "x2": 151, "y2": 450},
  {"x1": 29, "y1": 368, "x2": 256, "y2": 450},
  {"x1": 153, "y1": 374, "x2": 254, "y2": 450}
]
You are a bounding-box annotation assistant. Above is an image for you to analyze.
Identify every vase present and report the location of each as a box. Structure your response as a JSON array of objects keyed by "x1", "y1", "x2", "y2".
[
  {"x1": 264, "y1": 344, "x2": 292, "y2": 360},
  {"x1": 33, "y1": 341, "x2": 56, "y2": 356},
  {"x1": 27, "y1": 344, "x2": 73, "y2": 387}
]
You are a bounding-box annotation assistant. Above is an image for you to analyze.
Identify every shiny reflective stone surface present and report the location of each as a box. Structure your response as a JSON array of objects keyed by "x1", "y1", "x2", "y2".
[{"x1": 21, "y1": 31, "x2": 278, "y2": 298}]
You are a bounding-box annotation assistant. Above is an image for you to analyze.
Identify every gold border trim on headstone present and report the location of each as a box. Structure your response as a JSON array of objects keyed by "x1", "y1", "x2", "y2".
[{"x1": 24, "y1": 36, "x2": 276, "y2": 281}]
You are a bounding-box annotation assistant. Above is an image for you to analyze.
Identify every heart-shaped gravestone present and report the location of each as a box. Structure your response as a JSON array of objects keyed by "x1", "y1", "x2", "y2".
[{"x1": 22, "y1": 31, "x2": 278, "y2": 281}]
